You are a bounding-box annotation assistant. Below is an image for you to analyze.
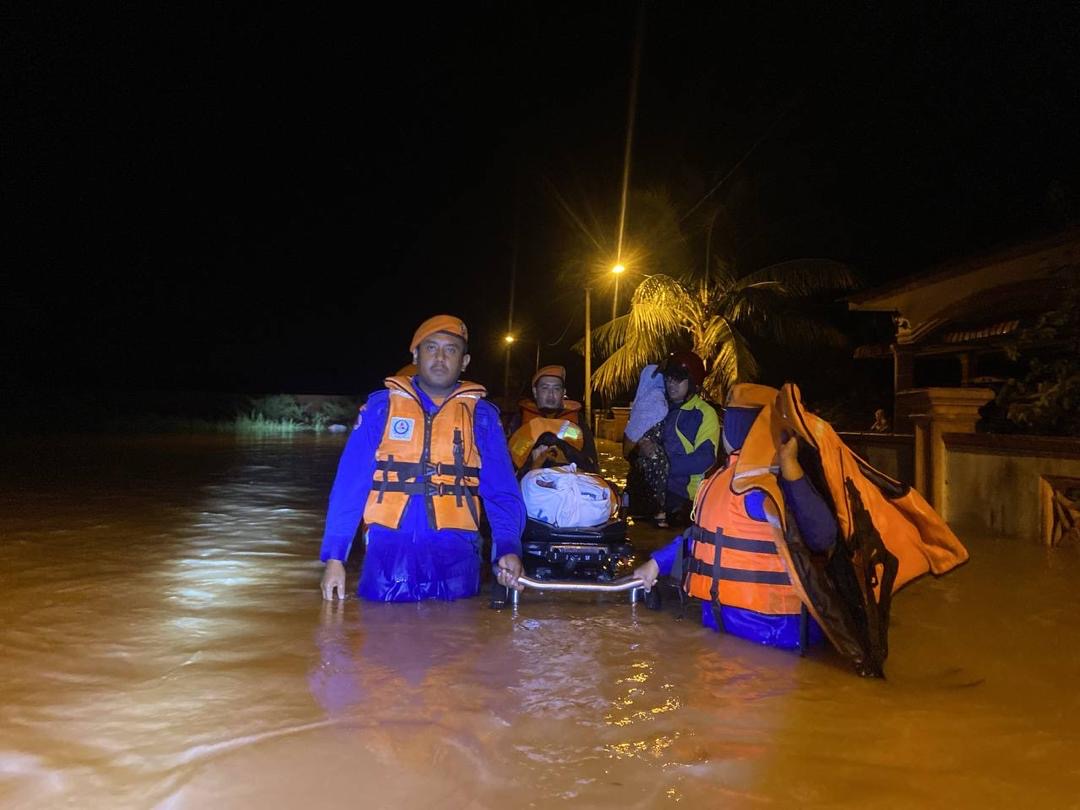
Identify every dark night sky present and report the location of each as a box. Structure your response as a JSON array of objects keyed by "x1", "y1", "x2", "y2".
[{"x1": 6, "y1": 2, "x2": 1080, "y2": 402}]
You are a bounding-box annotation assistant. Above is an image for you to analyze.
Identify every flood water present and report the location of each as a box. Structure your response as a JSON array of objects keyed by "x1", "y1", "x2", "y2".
[{"x1": 2, "y1": 434, "x2": 1079, "y2": 808}]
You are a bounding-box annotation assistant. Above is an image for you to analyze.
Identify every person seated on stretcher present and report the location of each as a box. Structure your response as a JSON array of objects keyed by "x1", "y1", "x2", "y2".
[{"x1": 506, "y1": 365, "x2": 600, "y2": 479}]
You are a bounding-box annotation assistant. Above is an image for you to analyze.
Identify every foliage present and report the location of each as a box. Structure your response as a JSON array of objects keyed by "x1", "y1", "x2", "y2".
[
  {"x1": 996, "y1": 269, "x2": 1080, "y2": 436},
  {"x1": 590, "y1": 261, "x2": 857, "y2": 400},
  {"x1": 244, "y1": 395, "x2": 358, "y2": 433}
]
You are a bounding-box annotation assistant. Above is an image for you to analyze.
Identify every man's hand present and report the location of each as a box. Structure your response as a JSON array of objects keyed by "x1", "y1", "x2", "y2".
[
  {"x1": 530, "y1": 444, "x2": 555, "y2": 462},
  {"x1": 635, "y1": 558, "x2": 660, "y2": 591},
  {"x1": 321, "y1": 559, "x2": 347, "y2": 601},
  {"x1": 495, "y1": 553, "x2": 525, "y2": 591},
  {"x1": 778, "y1": 432, "x2": 804, "y2": 482}
]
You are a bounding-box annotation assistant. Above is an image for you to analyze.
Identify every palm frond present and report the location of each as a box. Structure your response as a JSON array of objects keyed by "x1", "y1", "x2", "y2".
[
  {"x1": 759, "y1": 312, "x2": 850, "y2": 348},
  {"x1": 626, "y1": 275, "x2": 695, "y2": 337},
  {"x1": 716, "y1": 283, "x2": 786, "y2": 324},
  {"x1": 592, "y1": 330, "x2": 679, "y2": 397},
  {"x1": 702, "y1": 322, "x2": 758, "y2": 402},
  {"x1": 588, "y1": 313, "x2": 631, "y2": 355},
  {"x1": 734, "y1": 259, "x2": 858, "y2": 296},
  {"x1": 708, "y1": 257, "x2": 738, "y2": 292}
]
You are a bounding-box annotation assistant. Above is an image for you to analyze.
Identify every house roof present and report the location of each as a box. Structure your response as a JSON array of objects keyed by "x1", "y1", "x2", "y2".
[{"x1": 848, "y1": 227, "x2": 1080, "y2": 311}]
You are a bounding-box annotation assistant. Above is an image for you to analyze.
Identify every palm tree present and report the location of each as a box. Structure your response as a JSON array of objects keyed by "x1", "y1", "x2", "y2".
[
  {"x1": 550, "y1": 182, "x2": 858, "y2": 401},
  {"x1": 589, "y1": 259, "x2": 857, "y2": 401}
]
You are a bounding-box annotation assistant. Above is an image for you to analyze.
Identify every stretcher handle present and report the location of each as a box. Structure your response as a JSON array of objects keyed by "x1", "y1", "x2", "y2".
[{"x1": 516, "y1": 573, "x2": 645, "y2": 593}]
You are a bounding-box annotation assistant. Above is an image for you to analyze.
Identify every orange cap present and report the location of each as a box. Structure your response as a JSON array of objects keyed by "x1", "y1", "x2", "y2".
[
  {"x1": 532, "y1": 364, "x2": 566, "y2": 387},
  {"x1": 409, "y1": 315, "x2": 469, "y2": 353}
]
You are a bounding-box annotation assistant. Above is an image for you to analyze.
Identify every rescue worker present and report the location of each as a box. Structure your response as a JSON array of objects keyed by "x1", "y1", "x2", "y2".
[
  {"x1": 636, "y1": 383, "x2": 836, "y2": 647},
  {"x1": 505, "y1": 364, "x2": 600, "y2": 478},
  {"x1": 319, "y1": 314, "x2": 526, "y2": 602},
  {"x1": 637, "y1": 351, "x2": 720, "y2": 527},
  {"x1": 636, "y1": 382, "x2": 969, "y2": 677}
]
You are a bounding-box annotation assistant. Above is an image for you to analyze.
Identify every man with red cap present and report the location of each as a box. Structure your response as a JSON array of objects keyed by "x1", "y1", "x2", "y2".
[
  {"x1": 318, "y1": 314, "x2": 526, "y2": 602},
  {"x1": 505, "y1": 364, "x2": 600, "y2": 478}
]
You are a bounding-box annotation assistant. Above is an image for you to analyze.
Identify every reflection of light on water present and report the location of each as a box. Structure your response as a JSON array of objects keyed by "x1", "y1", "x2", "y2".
[
  {"x1": 170, "y1": 616, "x2": 213, "y2": 634},
  {"x1": 597, "y1": 440, "x2": 628, "y2": 492},
  {"x1": 606, "y1": 730, "x2": 681, "y2": 759},
  {"x1": 606, "y1": 696, "x2": 681, "y2": 727},
  {"x1": 175, "y1": 558, "x2": 245, "y2": 568},
  {"x1": 605, "y1": 659, "x2": 683, "y2": 727},
  {"x1": 172, "y1": 587, "x2": 216, "y2": 603},
  {"x1": 169, "y1": 558, "x2": 258, "y2": 606}
]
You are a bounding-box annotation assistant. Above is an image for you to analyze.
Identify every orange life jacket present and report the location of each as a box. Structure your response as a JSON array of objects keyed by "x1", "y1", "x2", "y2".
[
  {"x1": 508, "y1": 400, "x2": 585, "y2": 469},
  {"x1": 702, "y1": 382, "x2": 969, "y2": 676},
  {"x1": 363, "y1": 376, "x2": 485, "y2": 531},
  {"x1": 772, "y1": 382, "x2": 969, "y2": 593},
  {"x1": 684, "y1": 453, "x2": 804, "y2": 617}
]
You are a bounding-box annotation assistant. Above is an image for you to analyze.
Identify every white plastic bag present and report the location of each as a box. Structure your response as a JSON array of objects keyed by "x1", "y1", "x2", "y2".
[{"x1": 521, "y1": 463, "x2": 617, "y2": 527}]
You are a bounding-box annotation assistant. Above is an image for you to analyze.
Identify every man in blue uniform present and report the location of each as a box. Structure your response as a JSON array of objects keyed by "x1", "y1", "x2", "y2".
[{"x1": 319, "y1": 314, "x2": 526, "y2": 601}]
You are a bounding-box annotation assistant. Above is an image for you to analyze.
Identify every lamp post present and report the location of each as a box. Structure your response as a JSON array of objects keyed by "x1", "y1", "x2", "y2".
[
  {"x1": 584, "y1": 263, "x2": 628, "y2": 431},
  {"x1": 503, "y1": 333, "x2": 514, "y2": 406},
  {"x1": 611, "y1": 263, "x2": 625, "y2": 321},
  {"x1": 584, "y1": 288, "x2": 592, "y2": 429}
]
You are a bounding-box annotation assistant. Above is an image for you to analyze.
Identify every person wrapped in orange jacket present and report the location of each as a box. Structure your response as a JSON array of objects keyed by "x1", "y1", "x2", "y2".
[{"x1": 637, "y1": 382, "x2": 968, "y2": 677}]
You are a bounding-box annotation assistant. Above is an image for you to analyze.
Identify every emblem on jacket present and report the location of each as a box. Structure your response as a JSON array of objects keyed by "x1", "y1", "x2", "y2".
[{"x1": 389, "y1": 417, "x2": 415, "y2": 441}]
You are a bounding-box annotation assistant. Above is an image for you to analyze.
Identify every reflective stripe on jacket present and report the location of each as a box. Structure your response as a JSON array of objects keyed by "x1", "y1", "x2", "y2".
[
  {"x1": 662, "y1": 394, "x2": 720, "y2": 500},
  {"x1": 508, "y1": 412, "x2": 585, "y2": 470}
]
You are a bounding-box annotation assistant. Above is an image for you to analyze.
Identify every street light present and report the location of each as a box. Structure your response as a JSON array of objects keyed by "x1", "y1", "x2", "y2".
[
  {"x1": 611, "y1": 263, "x2": 625, "y2": 321},
  {"x1": 504, "y1": 333, "x2": 542, "y2": 406},
  {"x1": 503, "y1": 333, "x2": 514, "y2": 406},
  {"x1": 585, "y1": 263, "x2": 628, "y2": 430}
]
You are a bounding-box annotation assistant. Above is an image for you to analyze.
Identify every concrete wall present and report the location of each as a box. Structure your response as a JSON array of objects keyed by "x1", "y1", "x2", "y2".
[
  {"x1": 595, "y1": 407, "x2": 631, "y2": 442},
  {"x1": 837, "y1": 432, "x2": 915, "y2": 485},
  {"x1": 943, "y1": 434, "x2": 1080, "y2": 542}
]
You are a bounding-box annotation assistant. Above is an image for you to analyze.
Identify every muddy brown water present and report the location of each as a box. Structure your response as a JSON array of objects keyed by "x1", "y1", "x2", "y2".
[{"x1": 2, "y1": 435, "x2": 1079, "y2": 808}]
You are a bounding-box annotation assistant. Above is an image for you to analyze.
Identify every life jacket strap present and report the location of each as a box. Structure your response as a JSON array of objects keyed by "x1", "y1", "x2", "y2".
[
  {"x1": 709, "y1": 526, "x2": 723, "y2": 630},
  {"x1": 687, "y1": 556, "x2": 793, "y2": 585},
  {"x1": 453, "y1": 427, "x2": 481, "y2": 527},
  {"x1": 376, "y1": 453, "x2": 395, "y2": 503},
  {"x1": 372, "y1": 480, "x2": 480, "y2": 498},
  {"x1": 374, "y1": 458, "x2": 481, "y2": 479}
]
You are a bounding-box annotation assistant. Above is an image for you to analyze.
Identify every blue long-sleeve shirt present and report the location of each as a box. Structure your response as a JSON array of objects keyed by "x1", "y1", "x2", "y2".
[
  {"x1": 661, "y1": 396, "x2": 720, "y2": 498},
  {"x1": 652, "y1": 474, "x2": 837, "y2": 575},
  {"x1": 320, "y1": 381, "x2": 525, "y2": 566}
]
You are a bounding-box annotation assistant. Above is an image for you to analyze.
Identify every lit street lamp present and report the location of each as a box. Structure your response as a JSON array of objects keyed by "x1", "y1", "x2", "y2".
[
  {"x1": 611, "y1": 262, "x2": 625, "y2": 321},
  {"x1": 504, "y1": 333, "x2": 541, "y2": 406},
  {"x1": 503, "y1": 333, "x2": 514, "y2": 405},
  {"x1": 585, "y1": 262, "x2": 628, "y2": 429}
]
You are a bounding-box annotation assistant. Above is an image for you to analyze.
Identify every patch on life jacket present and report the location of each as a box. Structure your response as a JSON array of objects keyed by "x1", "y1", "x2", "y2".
[
  {"x1": 557, "y1": 422, "x2": 582, "y2": 441},
  {"x1": 388, "y1": 416, "x2": 415, "y2": 441}
]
